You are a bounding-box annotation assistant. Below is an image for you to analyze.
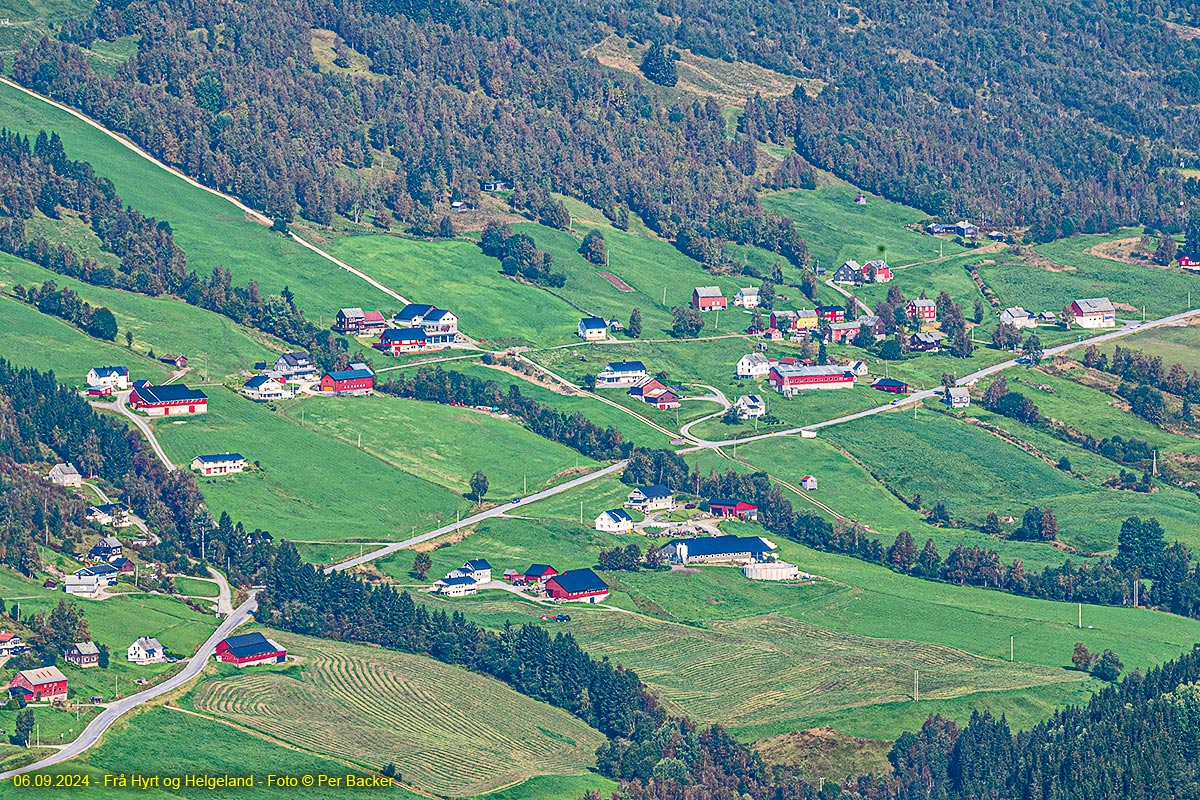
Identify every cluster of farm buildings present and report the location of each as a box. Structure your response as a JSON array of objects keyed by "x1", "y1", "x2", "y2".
[{"x1": 6, "y1": 632, "x2": 287, "y2": 705}]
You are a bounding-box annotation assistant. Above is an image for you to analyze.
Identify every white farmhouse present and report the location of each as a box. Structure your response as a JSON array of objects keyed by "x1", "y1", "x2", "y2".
[
  {"x1": 127, "y1": 636, "x2": 166, "y2": 664},
  {"x1": 595, "y1": 509, "x2": 635, "y2": 533}
]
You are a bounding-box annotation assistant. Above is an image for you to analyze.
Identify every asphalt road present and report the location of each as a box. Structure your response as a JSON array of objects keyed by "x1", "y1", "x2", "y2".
[
  {"x1": 90, "y1": 391, "x2": 175, "y2": 471},
  {"x1": 329, "y1": 460, "x2": 631, "y2": 573},
  {"x1": 0, "y1": 595, "x2": 258, "y2": 779}
]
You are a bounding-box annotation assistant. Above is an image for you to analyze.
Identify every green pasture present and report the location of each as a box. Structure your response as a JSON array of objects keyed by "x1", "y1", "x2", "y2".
[
  {"x1": 152, "y1": 387, "x2": 469, "y2": 543},
  {"x1": 172, "y1": 577, "x2": 220, "y2": 599}
]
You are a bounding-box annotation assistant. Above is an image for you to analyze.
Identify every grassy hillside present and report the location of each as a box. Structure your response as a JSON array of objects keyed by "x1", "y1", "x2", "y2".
[
  {"x1": 152, "y1": 387, "x2": 469, "y2": 543},
  {"x1": 189, "y1": 632, "x2": 608, "y2": 797},
  {"x1": 277, "y1": 393, "x2": 597, "y2": 499},
  {"x1": 0, "y1": 82, "x2": 390, "y2": 316}
]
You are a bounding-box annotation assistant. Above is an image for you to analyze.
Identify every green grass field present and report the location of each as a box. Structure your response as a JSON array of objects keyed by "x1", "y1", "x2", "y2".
[
  {"x1": 152, "y1": 387, "x2": 469, "y2": 544},
  {"x1": 0, "y1": 82, "x2": 391, "y2": 317},
  {"x1": 1098, "y1": 323, "x2": 1200, "y2": 373},
  {"x1": 0, "y1": 252, "x2": 281, "y2": 379},
  {"x1": 975, "y1": 230, "x2": 1197, "y2": 319},
  {"x1": 189, "y1": 631, "x2": 607, "y2": 797},
  {"x1": 762, "y1": 185, "x2": 966, "y2": 274},
  {"x1": 278, "y1": 393, "x2": 598, "y2": 499},
  {"x1": 172, "y1": 577, "x2": 220, "y2": 599},
  {"x1": 328, "y1": 234, "x2": 579, "y2": 346},
  {"x1": 0, "y1": 707, "x2": 423, "y2": 800}
]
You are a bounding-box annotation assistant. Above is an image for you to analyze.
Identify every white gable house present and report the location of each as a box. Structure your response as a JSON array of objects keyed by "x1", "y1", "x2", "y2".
[
  {"x1": 595, "y1": 509, "x2": 635, "y2": 533},
  {"x1": 733, "y1": 287, "x2": 760, "y2": 308}
]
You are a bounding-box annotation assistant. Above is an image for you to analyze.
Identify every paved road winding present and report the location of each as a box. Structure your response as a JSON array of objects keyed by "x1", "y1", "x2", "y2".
[
  {"x1": 89, "y1": 391, "x2": 175, "y2": 471},
  {"x1": 329, "y1": 460, "x2": 630, "y2": 573},
  {"x1": 0, "y1": 595, "x2": 258, "y2": 780}
]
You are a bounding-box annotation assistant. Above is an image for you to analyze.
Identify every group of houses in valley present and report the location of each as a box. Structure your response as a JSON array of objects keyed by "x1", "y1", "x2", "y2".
[
  {"x1": 592, "y1": 360, "x2": 682, "y2": 410},
  {"x1": 85, "y1": 366, "x2": 129, "y2": 395},
  {"x1": 832, "y1": 260, "x2": 893, "y2": 286},
  {"x1": 430, "y1": 558, "x2": 612, "y2": 604},
  {"x1": 332, "y1": 303, "x2": 462, "y2": 357}
]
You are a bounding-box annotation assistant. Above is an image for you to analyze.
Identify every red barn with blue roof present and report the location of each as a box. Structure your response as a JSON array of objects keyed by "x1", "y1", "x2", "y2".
[
  {"x1": 545, "y1": 568, "x2": 610, "y2": 603},
  {"x1": 214, "y1": 632, "x2": 287, "y2": 668}
]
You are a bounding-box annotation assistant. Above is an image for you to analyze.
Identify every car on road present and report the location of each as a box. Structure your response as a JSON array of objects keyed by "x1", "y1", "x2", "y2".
[{"x1": 511, "y1": 497, "x2": 521, "y2": 504}]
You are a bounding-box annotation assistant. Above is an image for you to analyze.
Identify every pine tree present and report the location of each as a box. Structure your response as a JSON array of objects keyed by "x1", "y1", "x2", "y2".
[
  {"x1": 627, "y1": 307, "x2": 642, "y2": 338},
  {"x1": 1153, "y1": 234, "x2": 1178, "y2": 266},
  {"x1": 15, "y1": 709, "x2": 33, "y2": 746},
  {"x1": 411, "y1": 552, "x2": 432, "y2": 579},
  {"x1": 470, "y1": 471, "x2": 489, "y2": 503},
  {"x1": 639, "y1": 42, "x2": 678, "y2": 87},
  {"x1": 1039, "y1": 507, "x2": 1059, "y2": 541}
]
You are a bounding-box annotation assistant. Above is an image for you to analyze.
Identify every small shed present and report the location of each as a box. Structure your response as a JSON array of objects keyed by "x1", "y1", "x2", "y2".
[{"x1": 800, "y1": 476, "x2": 818, "y2": 491}]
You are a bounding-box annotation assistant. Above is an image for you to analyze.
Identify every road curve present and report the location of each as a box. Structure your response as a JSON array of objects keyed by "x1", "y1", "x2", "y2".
[
  {"x1": 90, "y1": 392, "x2": 175, "y2": 471},
  {"x1": 0, "y1": 596, "x2": 257, "y2": 779},
  {"x1": 329, "y1": 460, "x2": 630, "y2": 573}
]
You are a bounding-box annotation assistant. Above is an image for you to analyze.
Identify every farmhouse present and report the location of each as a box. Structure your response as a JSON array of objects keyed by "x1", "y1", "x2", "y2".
[
  {"x1": 945, "y1": 386, "x2": 971, "y2": 408},
  {"x1": 87, "y1": 504, "x2": 130, "y2": 528},
  {"x1": 128, "y1": 382, "x2": 207, "y2": 416},
  {"x1": 215, "y1": 632, "x2": 287, "y2": 667},
  {"x1": 988, "y1": 231, "x2": 1007, "y2": 242},
  {"x1": 692, "y1": 286, "x2": 728, "y2": 311},
  {"x1": 871, "y1": 377, "x2": 909, "y2": 394},
  {"x1": 320, "y1": 368, "x2": 374, "y2": 395},
  {"x1": 545, "y1": 568, "x2": 610, "y2": 603},
  {"x1": 743, "y1": 562, "x2": 802, "y2": 581},
  {"x1": 708, "y1": 499, "x2": 759, "y2": 520},
  {"x1": 1037, "y1": 311, "x2": 1058, "y2": 324},
  {"x1": 449, "y1": 559, "x2": 492, "y2": 582},
  {"x1": 657, "y1": 535, "x2": 776, "y2": 565},
  {"x1": 827, "y1": 315, "x2": 884, "y2": 344},
  {"x1": 800, "y1": 475, "x2": 818, "y2": 490},
  {"x1": 909, "y1": 331, "x2": 945, "y2": 352},
  {"x1": 629, "y1": 378, "x2": 681, "y2": 409},
  {"x1": 191, "y1": 453, "x2": 246, "y2": 476},
  {"x1": 768, "y1": 309, "x2": 818, "y2": 333},
  {"x1": 66, "y1": 641, "x2": 100, "y2": 668},
  {"x1": 926, "y1": 220, "x2": 979, "y2": 237},
  {"x1": 863, "y1": 260, "x2": 893, "y2": 283},
  {"x1": 159, "y1": 354, "x2": 188, "y2": 369},
  {"x1": 241, "y1": 374, "x2": 294, "y2": 401},
  {"x1": 0, "y1": 634, "x2": 25, "y2": 656},
  {"x1": 524, "y1": 564, "x2": 558, "y2": 584},
  {"x1": 333, "y1": 307, "x2": 365, "y2": 333},
  {"x1": 111, "y1": 557, "x2": 135, "y2": 574},
  {"x1": 906, "y1": 299, "x2": 937, "y2": 322},
  {"x1": 609, "y1": 318, "x2": 624, "y2": 332},
  {"x1": 86, "y1": 366, "x2": 129, "y2": 391},
  {"x1": 596, "y1": 361, "x2": 649, "y2": 388},
  {"x1": 733, "y1": 287, "x2": 760, "y2": 308},
  {"x1": 48, "y1": 462, "x2": 82, "y2": 487},
  {"x1": 769, "y1": 364, "x2": 855, "y2": 396},
  {"x1": 1069, "y1": 297, "x2": 1117, "y2": 329},
  {"x1": 394, "y1": 304, "x2": 460, "y2": 343},
  {"x1": 734, "y1": 394, "x2": 765, "y2": 419},
  {"x1": 10, "y1": 667, "x2": 67, "y2": 703},
  {"x1": 271, "y1": 351, "x2": 317, "y2": 382},
  {"x1": 816, "y1": 305, "x2": 846, "y2": 324},
  {"x1": 377, "y1": 327, "x2": 430, "y2": 355},
  {"x1": 89, "y1": 535, "x2": 124, "y2": 561},
  {"x1": 578, "y1": 317, "x2": 608, "y2": 341},
  {"x1": 127, "y1": 636, "x2": 166, "y2": 664},
  {"x1": 848, "y1": 360, "x2": 869, "y2": 376},
  {"x1": 832, "y1": 259, "x2": 864, "y2": 285},
  {"x1": 595, "y1": 509, "x2": 635, "y2": 533},
  {"x1": 736, "y1": 353, "x2": 772, "y2": 379},
  {"x1": 76, "y1": 563, "x2": 119, "y2": 581},
  {"x1": 1000, "y1": 307, "x2": 1036, "y2": 329},
  {"x1": 626, "y1": 485, "x2": 676, "y2": 512}
]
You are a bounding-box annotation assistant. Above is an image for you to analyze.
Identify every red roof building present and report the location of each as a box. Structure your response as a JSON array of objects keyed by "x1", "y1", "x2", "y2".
[
  {"x1": 1181, "y1": 256, "x2": 1200, "y2": 272},
  {"x1": 768, "y1": 364, "x2": 855, "y2": 396},
  {"x1": 708, "y1": 499, "x2": 759, "y2": 520},
  {"x1": 377, "y1": 328, "x2": 429, "y2": 356},
  {"x1": 524, "y1": 564, "x2": 558, "y2": 584},
  {"x1": 10, "y1": 666, "x2": 67, "y2": 703},
  {"x1": 128, "y1": 382, "x2": 208, "y2": 417}
]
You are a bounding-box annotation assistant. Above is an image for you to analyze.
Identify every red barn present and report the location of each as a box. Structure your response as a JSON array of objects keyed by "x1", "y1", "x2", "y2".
[
  {"x1": 769, "y1": 364, "x2": 854, "y2": 396},
  {"x1": 10, "y1": 666, "x2": 67, "y2": 703},
  {"x1": 128, "y1": 382, "x2": 208, "y2": 417},
  {"x1": 524, "y1": 564, "x2": 558, "y2": 584},
  {"x1": 545, "y1": 568, "x2": 610, "y2": 603},
  {"x1": 707, "y1": 499, "x2": 759, "y2": 520},
  {"x1": 692, "y1": 286, "x2": 728, "y2": 311},
  {"x1": 815, "y1": 305, "x2": 846, "y2": 323},
  {"x1": 906, "y1": 299, "x2": 937, "y2": 322},
  {"x1": 320, "y1": 368, "x2": 374, "y2": 395},
  {"x1": 214, "y1": 632, "x2": 287, "y2": 668},
  {"x1": 1181, "y1": 256, "x2": 1200, "y2": 272},
  {"x1": 871, "y1": 377, "x2": 909, "y2": 394}
]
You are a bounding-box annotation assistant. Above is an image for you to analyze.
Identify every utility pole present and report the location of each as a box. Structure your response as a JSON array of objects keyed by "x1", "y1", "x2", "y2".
[
  {"x1": 913, "y1": 669, "x2": 919, "y2": 701},
  {"x1": 1010, "y1": 635, "x2": 1014, "y2": 662},
  {"x1": 662, "y1": 287, "x2": 667, "y2": 305},
  {"x1": 1078, "y1": 602, "x2": 1083, "y2": 628},
  {"x1": 580, "y1": 501, "x2": 583, "y2": 524},
  {"x1": 1153, "y1": 449, "x2": 1158, "y2": 475}
]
